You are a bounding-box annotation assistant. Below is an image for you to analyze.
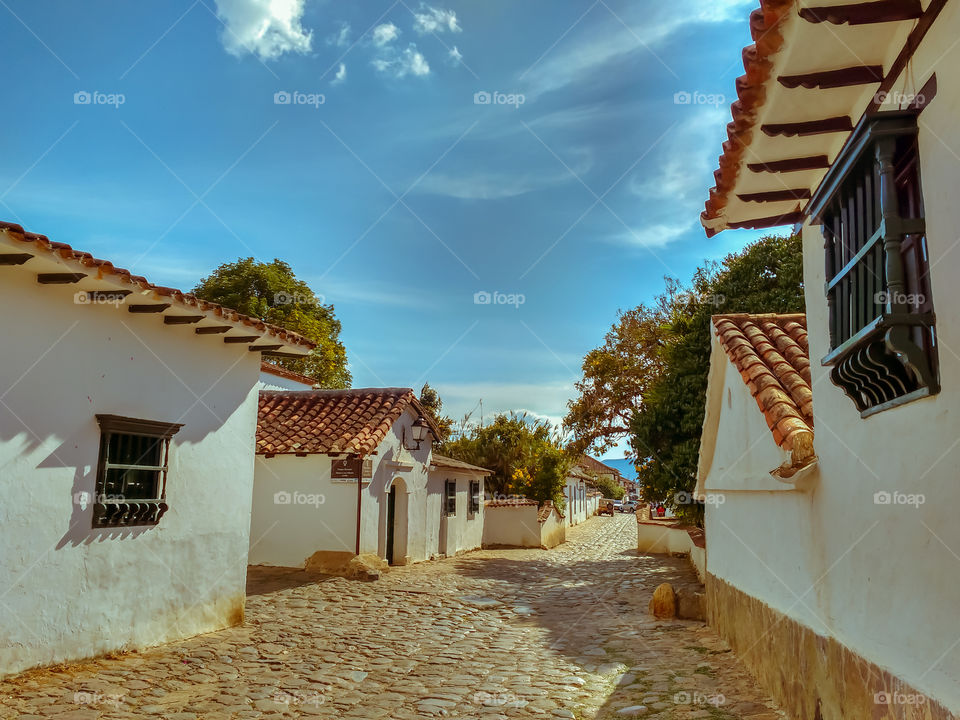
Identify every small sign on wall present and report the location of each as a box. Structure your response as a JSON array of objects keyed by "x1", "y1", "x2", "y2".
[{"x1": 331, "y1": 457, "x2": 372, "y2": 480}]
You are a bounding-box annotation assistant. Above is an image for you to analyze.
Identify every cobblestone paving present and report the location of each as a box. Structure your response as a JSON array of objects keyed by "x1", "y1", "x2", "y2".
[{"x1": 0, "y1": 514, "x2": 785, "y2": 720}]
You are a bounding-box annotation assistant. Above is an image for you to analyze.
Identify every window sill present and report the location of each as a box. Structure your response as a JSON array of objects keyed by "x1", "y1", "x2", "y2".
[{"x1": 93, "y1": 501, "x2": 168, "y2": 528}]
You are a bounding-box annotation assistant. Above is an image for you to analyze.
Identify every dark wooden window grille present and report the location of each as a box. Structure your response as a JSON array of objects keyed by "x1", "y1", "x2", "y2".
[
  {"x1": 469, "y1": 480, "x2": 480, "y2": 515},
  {"x1": 809, "y1": 111, "x2": 938, "y2": 416},
  {"x1": 93, "y1": 414, "x2": 183, "y2": 527},
  {"x1": 444, "y1": 479, "x2": 457, "y2": 516}
]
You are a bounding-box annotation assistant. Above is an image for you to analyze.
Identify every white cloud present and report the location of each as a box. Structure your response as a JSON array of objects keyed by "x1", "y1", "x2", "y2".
[
  {"x1": 328, "y1": 22, "x2": 350, "y2": 47},
  {"x1": 521, "y1": 0, "x2": 751, "y2": 98},
  {"x1": 413, "y1": 4, "x2": 462, "y2": 34},
  {"x1": 214, "y1": 0, "x2": 313, "y2": 61},
  {"x1": 332, "y1": 62, "x2": 347, "y2": 85},
  {"x1": 610, "y1": 222, "x2": 695, "y2": 250},
  {"x1": 437, "y1": 381, "x2": 575, "y2": 430},
  {"x1": 371, "y1": 22, "x2": 400, "y2": 47},
  {"x1": 448, "y1": 46, "x2": 463, "y2": 64},
  {"x1": 372, "y1": 44, "x2": 430, "y2": 78}
]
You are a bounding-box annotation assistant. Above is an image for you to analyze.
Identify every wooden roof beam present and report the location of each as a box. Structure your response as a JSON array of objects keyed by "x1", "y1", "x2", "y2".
[
  {"x1": 800, "y1": 0, "x2": 922, "y2": 26},
  {"x1": 737, "y1": 189, "x2": 812, "y2": 203},
  {"x1": 0, "y1": 253, "x2": 33, "y2": 265},
  {"x1": 762, "y1": 117, "x2": 853, "y2": 137},
  {"x1": 748, "y1": 156, "x2": 830, "y2": 173},
  {"x1": 37, "y1": 273, "x2": 86, "y2": 284},
  {"x1": 164, "y1": 315, "x2": 205, "y2": 325},
  {"x1": 779, "y1": 65, "x2": 883, "y2": 90}
]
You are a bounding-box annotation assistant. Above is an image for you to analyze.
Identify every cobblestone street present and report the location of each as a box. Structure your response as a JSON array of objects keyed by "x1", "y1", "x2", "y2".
[{"x1": 0, "y1": 515, "x2": 784, "y2": 720}]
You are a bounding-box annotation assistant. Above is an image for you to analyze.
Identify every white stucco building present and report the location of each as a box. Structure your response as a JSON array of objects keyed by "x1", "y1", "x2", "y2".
[
  {"x1": 427, "y1": 455, "x2": 490, "y2": 557},
  {"x1": 251, "y1": 388, "x2": 444, "y2": 568},
  {"x1": 698, "y1": 2, "x2": 960, "y2": 717},
  {"x1": 0, "y1": 222, "x2": 314, "y2": 678}
]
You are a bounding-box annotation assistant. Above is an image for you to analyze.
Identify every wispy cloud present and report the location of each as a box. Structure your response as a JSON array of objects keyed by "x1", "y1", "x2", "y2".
[
  {"x1": 521, "y1": 0, "x2": 752, "y2": 98},
  {"x1": 332, "y1": 62, "x2": 347, "y2": 85},
  {"x1": 213, "y1": 0, "x2": 313, "y2": 61},
  {"x1": 448, "y1": 46, "x2": 463, "y2": 65},
  {"x1": 412, "y1": 4, "x2": 462, "y2": 34},
  {"x1": 372, "y1": 44, "x2": 430, "y2": 78},
  {"x1": 371, "y1": 22, "x2": 400, "y2": 47},
  {"x1": 327, "y1": 22, "x2": 351, "y2": 47}
]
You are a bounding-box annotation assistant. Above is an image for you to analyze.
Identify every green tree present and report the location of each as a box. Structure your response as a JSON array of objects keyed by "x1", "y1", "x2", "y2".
[
  {"x1": 440, "y1": 412, "x2": 572, "y2": 509},
  {"x1": 192, "y1": 258, "x2": 351, "y2": 388},
  {"x1": 630, "y1": 234, "x2": 805, "y2": 524},
  {"x1": 418, "y1": 383, "x2": 454, "y2": 443},
  {"x1": 564, "y1": 302, "x2": 669, "y2": 456},
  {"x1": 588, "y1": 474, "x2": 625, "y2": 500}
]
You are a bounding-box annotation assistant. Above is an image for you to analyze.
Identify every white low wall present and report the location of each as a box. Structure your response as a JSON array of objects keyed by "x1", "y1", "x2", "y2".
[
  {"x1": 637, "y1": 520, "x2": 705, "y2": 583},
  {"x1": 482, "y1": 504, "x2": 541, "y2": 548}
]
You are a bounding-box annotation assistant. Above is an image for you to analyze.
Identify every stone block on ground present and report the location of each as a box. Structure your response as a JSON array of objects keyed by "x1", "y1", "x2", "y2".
[{"x1": 648, "y1": 583, "x2": 676, "y2": 619}]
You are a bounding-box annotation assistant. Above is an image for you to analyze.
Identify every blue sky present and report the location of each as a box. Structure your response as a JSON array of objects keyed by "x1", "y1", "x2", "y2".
[{"x1": 1, "y1": 0, "x2": 770, "y2": 459}]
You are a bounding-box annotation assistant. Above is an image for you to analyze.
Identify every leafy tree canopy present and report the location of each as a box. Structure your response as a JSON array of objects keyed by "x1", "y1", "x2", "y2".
[
  {"x1": 630, "y1": 233, "x2": 805, "y2": 524},
  {"x1": 440, "y1": 412, "x2": 572, "y2": 509},
  {"x1": 588, "y1": 474, "x2": 625, "y2": 501},
  {"x1": 192, "y1": 257, "x2": 351, "y2": 388},
  {"x1": 419, "y1": 383, "x2": 454, "y2": 443}
]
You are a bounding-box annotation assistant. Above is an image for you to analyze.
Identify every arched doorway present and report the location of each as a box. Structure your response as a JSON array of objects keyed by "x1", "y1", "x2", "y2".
[{"x1": 385, "y1": 477, "x2": 409, "y2": 565}]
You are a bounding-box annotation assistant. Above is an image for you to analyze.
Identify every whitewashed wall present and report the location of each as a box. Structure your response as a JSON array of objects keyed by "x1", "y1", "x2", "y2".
[
  {"x1": 427, "y1": 471, "x2": 484, "y2": 556},
  {"x1": 564, "y1": 476, "x2": 588, "y2": 526},
  {"x1": 482, "y1": 505, "x2": 542, "y2": 548},
  {"x1": 0, "y1": 270, "x2": 261, "y2": 677},
  {"x1": 251, "y1": 407, "x2": 433, "y2": 567},
  {"x1": 703, "y1": 8, "x2": 960, "y2": 709}
]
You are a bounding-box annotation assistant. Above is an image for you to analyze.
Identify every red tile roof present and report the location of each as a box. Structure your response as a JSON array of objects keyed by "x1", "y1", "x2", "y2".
[
  {"x1": 700, "y1": 0, "x2": 796, "y2": 237},
  {"x1": 260, "y1": 361, "x2": 319, "y2": 387},
  {"x1": 712, "y1": 313, "x2": 813, "y2": 454},
  {"x1": 485, "y1": 498, "x2": 537, "y2": 508},
  {"x1": 257, "y1": 389, "x2": 439, "y2": 456},
  {"x1": 577, "y1": 455, "x2": 622, "y2": 477},
  {"x1": 431, "y1": 454, "x2": 492, "y2": 475},
  {"x1": 1, "y1": 221, "x2": 315, "y2": 351}
]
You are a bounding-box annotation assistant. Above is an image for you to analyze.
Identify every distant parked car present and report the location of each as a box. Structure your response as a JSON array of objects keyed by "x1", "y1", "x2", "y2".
[
  {"x1": 613, "y1": 500, "x2": 623, "y2": 513},
  {"x1": 621, "y1": 499, "x2": 638, "y2": 513},
  {"x1": 598, "y1": 499, "x2": 615, "y2": 516}
]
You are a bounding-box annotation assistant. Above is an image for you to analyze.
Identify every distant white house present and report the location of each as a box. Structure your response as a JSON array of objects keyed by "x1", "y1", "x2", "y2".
[
  {"x1": 563, "y1": 466, "x2": 589, "y2": 526},
  {"x1": 427, "y1": 454, "x2": 490, "y2": 557},
  {"x1": 250, "y1": 388, "x2": 442, "y2": 568},
  {"x1": 0, "y1": 221, "x2": 314, "y2": 677}
]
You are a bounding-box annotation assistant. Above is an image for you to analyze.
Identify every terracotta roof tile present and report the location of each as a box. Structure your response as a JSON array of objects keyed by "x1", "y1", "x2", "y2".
[
  {"x1": 1, "y1": 221, "x2": 315, "y2": 350},
  {"x1": 260, "y1": 361, "x2": 319, "y2": 387},
  {"x1": 700, "y1": 0, "x2": 797, "y2": 237},
  {"x1": 431, "y1": 454, "x2": 492, "y2": 475},
  {"x1": 713, "y1": 313, "x2": 812, "y2": 451},
  {"x1": 577, "y1": 455, "x2": 622, "y2": 477},
  {"x1": 257, "y1": 389, "x2": 439, "y2": 456}
]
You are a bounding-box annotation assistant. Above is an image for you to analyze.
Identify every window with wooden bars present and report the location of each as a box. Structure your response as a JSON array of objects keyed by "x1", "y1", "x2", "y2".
[
  {"x1": 809, "y1": 111, "x2": 938, "y2": 416},
  {"x1": 444, "y1": 479, "x2": 457, "y2": 516},
  {"x1": 93, "y1": 414, "x2": 183, "y2": 527},
  {"x1": 469, "y1": 480, "x2": 480, "y2": 515}
]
